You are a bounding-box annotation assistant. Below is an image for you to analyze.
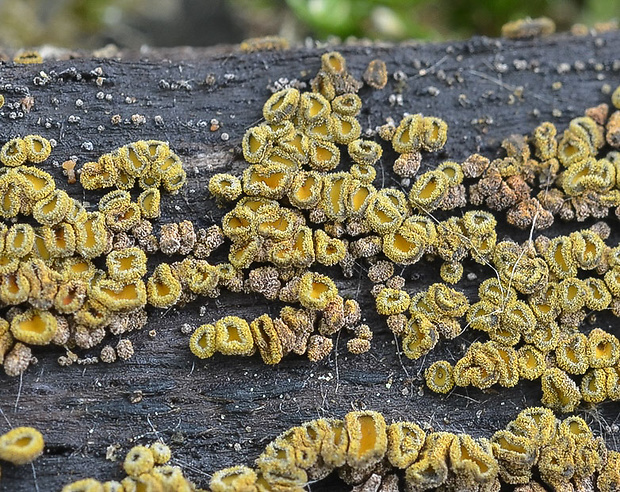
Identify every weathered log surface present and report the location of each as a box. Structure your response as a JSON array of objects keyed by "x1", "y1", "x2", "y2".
[{"x1": 0, "y1": 32, "x2": 619, "y2": 491}]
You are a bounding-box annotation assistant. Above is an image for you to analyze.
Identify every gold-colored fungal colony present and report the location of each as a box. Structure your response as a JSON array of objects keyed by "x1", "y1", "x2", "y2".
[
  {"x1": 61, "y1": 441, "x2": 198, "y2": 492},
  {"x1": 0, "y1": 135, "x2": 192, "y2": 375},
  {"x1": 186, "y1": 51, "x2": 620, "y2": 416},
  {"x1": 61, "y1": 407, "x2": 620, "y2": 492}
]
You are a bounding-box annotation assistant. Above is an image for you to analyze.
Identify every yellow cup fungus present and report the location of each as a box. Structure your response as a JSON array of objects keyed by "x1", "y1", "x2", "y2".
[
  {"x1": 298, "y1": 272, "x2": 338, "y2": 311},
  {"x1": 10, "y1": 308, "x2": 57, "y2": 345},
  {"x1": 0, "y1": 426, "x2": 44, "y2": 465},
  {"x1": 344, "y1": 411, "x2": 387, "y2": 470},
  {"x1": 146, "y1": 263, "x2": 182, "y2": 308},
  {"x1": 215, "y1": 316, "x2": 254, "y2": 356}
]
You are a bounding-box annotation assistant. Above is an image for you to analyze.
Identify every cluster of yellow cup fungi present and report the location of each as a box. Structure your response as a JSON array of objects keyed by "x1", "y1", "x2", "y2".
[
  {"x1": 0, "y1": 133, "x2": 194, "y2": 375},
  {"x1": 201, "y1": 51, "x2": 456, "y2": 363},
  {"x1": 61, "y1": 407, "x2": 620, "y2": 492},
  {"x1": 201, "y1": 49, "x2": 620, "y2": 418},
  {"x1": 61, "y1": 441, "x2": 198, "y2": 492}
]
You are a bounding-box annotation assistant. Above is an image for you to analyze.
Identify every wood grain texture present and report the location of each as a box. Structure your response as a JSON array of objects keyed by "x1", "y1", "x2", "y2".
[{"x1": 0, "y1": 31, "x2": 619, "y2": 491}]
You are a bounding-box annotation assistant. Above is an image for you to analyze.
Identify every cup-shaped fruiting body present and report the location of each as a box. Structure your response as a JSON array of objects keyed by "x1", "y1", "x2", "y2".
[
  {"x1": 59, "y1": 257, "x2": 96, "y2": 281},
  {"x1": 331, "y1": 114, "x2": 361, "y2": 147},
  {"x1": 587, "y1": 328, "x2": 619, "y2": 368},
  {"x1": 65, "y1": 199, "x2": 87, "y2": 226},
  {"x1": 421, "y1": 116, "x2": 448, "y2": 152},
  {"x1": 516, "y1": 345, "x2": 545, "y2": 380},
  {"x1": 558, "y1": 130, "x2": 591, "y2": 167},
  {"x1": 151, "y1": 465, "x2": 193, "y2": 491},
  {"x1": 10, "y1": 308, "x2": 57, "y2": 345},
  {"x1": 160, "y1": 161, "x2": 187, "y2": 194},
  {"x1": 256, "y1": 435, "x2": 309, "y2": 490},
  {"x1": 0, "y1": 426, "x2": 44, "y2": 465},
  {"x1": 401, "y1": 314, "x2": 437, "y2": 360},
  {"x1": 0, "y1": 174, "x2": 24, "y2": 218},
  {"x1": 570, "y1": 229, "x2": 605, "y2": 270},
  {"x1": 462, "y1": 210, "x2": 497, "y2": 237},
  {"x1": 344, "y1": 181, "x2": 375, "y2": 218},
  {"x1": 349, "y1": 163, "x2": 377, "y2": 184},
  {"x1": 106, "y1": 247, "x2": 147, "y2": 283},
  {"x1": 208, "y1": 173, "x2": 242, "y2": 203},
  {"x1": 0, "y1": 269, "x2": 30, "y2": 305},
  {"x1": 439, "y1": 261, "x2": 463, "y2": 284},
  {"x1": 409, "y1": 170, "x2": 449, "y2": 211},
  {"x1": 189, "y1": 323, "x2": 217, "y2": 359},
  {"x1": 250, "y1": 314, "x2": 283, "y2": 365},
  {"x1": 183, "y1": 260, "x2": 219, "y2": 296},
  {"x1": 53, "y1": 280, "x2": 87, "y2": 314},
  {"x1": 76, "y1": 212, "x2": 109, "y2": 259},
  {"x1": 16, "y1": 166, "x2": 55, "y2": 202},
  {"x1": 243, "y1": 163, "x2": 292, "y2": 199},
  {"x1": 557, "y1": 277, "x2": 586, "y2": 313},
  {"x1": 541, "y1": 368, "x2": 581, "y2": 413},
  {"x1": 116, "y1": 142, "x2": 152, "y2": 178},
  {"x1": 74, "y1": 299, "x2": 110, "y2": 330},
  {"x1": 533, "y1": 122, "x2": 558, "y2": 161},
  {"x1": 147, "y1": 263, "x2": 181, "y2": 308},
  {"x1": 375, "y1": 288, "x2": 410, "y2": 315},
  {"x1": 79, "y1": 159, "x2": 118, "y2": 190},
  {"x1": 507, "y1": 407, "x2": 557, "y2": 446},
  {"x1": 215, "y1": 316, "x2": 254, "y2": 356},
  {"x1": 556, "y1": 333, "x2": 589, "y2": 375},
  {"x1": 298, "y1": 272, "x2": 337, "y2": 311},
  {"x1": 263, "y1": 88, "x2": 300, "y2": 123},
  {"x1": 229, "y1": 238, "x2": 261, "y2": 270},
  {"x1": 584, "y1": 277, "x2": 612, "y2": 311},
  {"x1": 32, "y1": 189, "x2": 71, "y2": 226},
  {"x1": 453, "y1": 342, "x2": 504, "y2": 389},
  {"x1": 264, "y1": 144, "x2": 304, "y2": 172},
  {"x1": 347, "y1": 139, "x2": 382, "y2": 167},
  {"x1": 123, "y1": 445, "x2": 155, "y2": 477},
  {"x1": 344, "y1": 411, "x2": 387, "y2": 470},
  {"x1": 331, "y1": 93, "x2": 361, "y2": 117},
  {"x1": 405, "y1": 432, "x2": 454, "y2": 491},
  {"x1": 0, "y1": 137, "x2": 28, "y2": 167},
  {"x1": 304, "y1": 116, "x2": 335, "y2": 142},
  {"x1": 137, "y1": 188, "x2": 161, "y2": 219},
  {"x1": 298, "y1": 91, "x2": 331, "y2": 125},
  {"x1": 449, "y1": 434, "x2": 499, "y2": 487},
  {"x1": 580, "y1": 368, "x2": 608, "y2": 403},
  {"x1": 222, "y1": 206, "x2": 255, "y2": 243},
  {"x1": 23, "y1": 134, "x2": 52, "y2": 163},
  {"x1": 490, "y1": 429, "x2": 537, "y2": 484},
  {"x1": 527, "y1": 282, "x2": 560, "y2": 324},
  {"x1": 570, "y1": 116, "x2": 605, "y2": 153},
  {"x1": 98, "y1": 188, "x2": 132, "y2": 215},
  {"x1": 392, "y1": 114, "x2": 424, "y2": 153},
  {"x1": 287, "y1": 171, "x2": 323, "y2": 210},
  {"x1": 365, "y1": 190, "x2": 406, "y2": 235},
  {"x1": 604, "y1": 266, "x2": 620, "y2": 298},
  {"x1": 544, "y1": 235, "x2": 577, "y2": 279},
  {"x1": 425, "y1": 360, "x2": 455, "y2": 394},
  {"x1": 91, "y1": 279, "x2": 147, "y2": 313},
  {"x1": 307, "y1": 139, "x2": 340, "y2": 172},
  {"x1": 210, "y1": 465, "x2": 258, "y2": 492},
  {"x1": 5, "y1": 223, "x2": 35, "y2": 258},
  {"x1": 313, "y1": 229, "x2": 346, "y2": 266},
  {"x1": 386, "y1": 421, "x2": 426, "y2": 469}
]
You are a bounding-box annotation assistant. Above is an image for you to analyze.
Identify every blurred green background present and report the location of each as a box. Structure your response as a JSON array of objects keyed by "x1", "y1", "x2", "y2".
[{"x1": 0, "y1": 0, "x2": 617, "y2": 49}]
